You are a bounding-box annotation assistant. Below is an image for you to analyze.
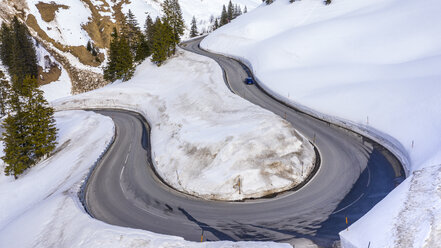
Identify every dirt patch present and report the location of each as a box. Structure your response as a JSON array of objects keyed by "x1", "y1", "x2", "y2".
[
  {"x1": 35, "y1": 2, "x2": 68, "y2": 23},
  {"x1": 38, "y1": 64, "x2": 61, "y2": 86},
  {"x1": 81, "y1": 0, "x2": 116, "y2": 49},
  {"x1": 26, "y1": 14, "x2": 108, "y2": 94}
]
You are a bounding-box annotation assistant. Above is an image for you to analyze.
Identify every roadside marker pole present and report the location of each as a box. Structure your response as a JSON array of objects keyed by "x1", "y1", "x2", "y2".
[
  {"x1": 412, "y1": 140, "x2": 414, "y2": 148},
  {"x1": 238, "y1": 178, "x2": 241, "y2": 194},
  {"x1": 201, "y1": 230, "x2": 204, "y2": 242},
  {"x1": 346, "y1": 216, "x2": 349, "y2": 231},
  {"x1": 313, "y1": 133, "x2": 316, "y2": 144},
  {"x1": 284, "y1": 112, "x2": 287, "y2": 120}
]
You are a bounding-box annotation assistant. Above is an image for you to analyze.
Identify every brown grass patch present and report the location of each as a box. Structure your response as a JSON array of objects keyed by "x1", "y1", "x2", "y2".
[
  {"x1": 26, "y1": 14, "x2": 104, "y2": 67},
  {"x1": 26, "y1": 14, "x2": 109, "y2": 94},
  {"x1": 38, "y1": 63, "x2": 61, "y2": 85},
  {"x1": 81, "y1": 0, "x2": 116, "y2": 49},
  {"x1": 35, "y1": 2, "x2": 68, "y2": 23}
]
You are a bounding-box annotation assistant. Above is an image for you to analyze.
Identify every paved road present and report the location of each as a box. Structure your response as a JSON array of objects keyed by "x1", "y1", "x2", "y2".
[{"x1": 85, "y1": 38, "x2": 404, "y2": 247}]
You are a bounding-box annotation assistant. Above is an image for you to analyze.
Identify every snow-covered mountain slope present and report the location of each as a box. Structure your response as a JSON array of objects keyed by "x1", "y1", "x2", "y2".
[
  {"x1": 201, "y1": 0, "x2": 441, "y2": 247},
  {"x1": 0, "y1": 0, "x2": 261, "y2": 99},
  {"x1": 122, "y1": 0, "x2": 261, "y2": 34},
  {"x1": 54, "y1": 48, "x2": 315, "y2": 201}
]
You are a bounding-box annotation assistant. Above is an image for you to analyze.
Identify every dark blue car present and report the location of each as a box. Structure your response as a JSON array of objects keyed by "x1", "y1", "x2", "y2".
[{"x1": 245, "y1": 77, "x2": 254, "y2": 85}]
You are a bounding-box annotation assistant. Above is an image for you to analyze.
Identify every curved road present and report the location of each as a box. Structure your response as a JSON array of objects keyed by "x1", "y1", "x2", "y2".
[{"x1": 85, "y1": 38, "x2": 404, "y2": 247}]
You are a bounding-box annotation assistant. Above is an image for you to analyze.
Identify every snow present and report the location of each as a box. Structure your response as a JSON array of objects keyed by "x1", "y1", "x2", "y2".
[
  {"x1": 53, "y1": 49, "x2": 315, "y2": 201},
  {"x1": 121, "y1": 0, "x2": 261, "y2": 35},
  {"x1": 34, "y1": 41, "x2": 72, "y2": 101},
  {"x1": 40, "y1": 66, "x2": 72, "y2": 102},
  {"x1": 201, "y1": 0, "x2": 441, "y2": 247},
  {"x1": 0, "y1": 110, "x2": 289, "y2": 248},
  {"x1": 26, "y1": 0, "x2": 92, "y2": 47}
]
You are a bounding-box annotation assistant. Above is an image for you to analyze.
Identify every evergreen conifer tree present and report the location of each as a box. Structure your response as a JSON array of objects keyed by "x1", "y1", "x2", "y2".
[
  {"x1": 2, "y1": 104, "x2": 33, "y2": 178},
  {"x1": 104, "y1": 28, "x2": 119, "y2": 81},
  {"x1": 0, "y1": 70, "x2": 10, "y2": 116},
  {"x1": 0, "y1": 17, "x2": 57, "y2": 178},
  {"x1": 190, "y1": 16, "x2": 198, "y2": 38},
  {"x1": 144, "y1": 14, "x2": 154, "y2": 44},
  {"x1": 213, "y1": 18, "x2": 219, "y2": 30},
  {"x1": 116, "y1": 36, "x2": 135, "y2": 81},
  {"x1": 2, "y1": 76, "x2": 57, "y2": 178},
  {"x1": 11, "y1": 17, "x2": 38, "y2": 82},
  {"x1": 87, "y1": 40, "x2": 92, "y2": 52},
  {"x1": 151, "y1": 18, "x2": 173, "y2": 66},
  {"x1": 220, "y1": 5, "x2": 228, "y2": 26},
  {"x1": 104, "y1": 28, "x2": 135, "y2": 81},
  {"x1": 0, "y1": 23, "x2": 12, "y2": 67},
  {"x1": 134, "y1": 33, "x2": 150, "y2": 62},
  {"x1": 0, "y1": 17, "x2": 38, "y2": 84},
  {"x1": 24, "y1": 78, "x2": 57, "y2": 159},
  {"x1": 244, "y1": 6, "x2": 248, "y2": 13},
  {"x1": 227, "y1": 1, "x2": 234, "y2": 21},
  {"x1": 161, "y1": 0, "x2": 185, "y2": 55},
  {"x1": 124, "y1": 9, "x2": 142, "y2": 56}
]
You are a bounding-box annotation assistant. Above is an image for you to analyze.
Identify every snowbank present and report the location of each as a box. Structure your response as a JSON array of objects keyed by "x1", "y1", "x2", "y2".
[
  {"x1": 201, "y1": 0, "x2": 441, "y2": 247},
  {"x1": 0, "y1": 111, "x2": 289, "y2": 248},
  {"x1": 53, "y1": 49, "x2": 315, "y2": 201}
]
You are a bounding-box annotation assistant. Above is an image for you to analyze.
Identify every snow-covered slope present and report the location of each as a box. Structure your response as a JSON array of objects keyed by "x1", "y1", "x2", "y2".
[
  {"x1": 122, "y1": 0, "x2": 261, "y2": 34},
  {"x1": 0, "y1": 0, "x2": 262, "y2": 100},
  {"x1": 54, "y1": 49, "x2": 315, "y2": 201},
  {"x1": 201, "y1": 0, "x2": 441, "y2": 247}
]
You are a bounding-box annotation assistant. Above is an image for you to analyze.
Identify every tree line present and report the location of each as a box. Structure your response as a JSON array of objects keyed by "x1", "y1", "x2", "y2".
[
  {"x1": 104, "y1": 0, "x2": 185, "y2": 82},
  {"x1": 264, "y1": 0, "x2": 332, "y2": 5},
  {"x1": 0, "y1": 17, "x2": 57, "y2": 178},
  {"x1": 210, "y1": 0, "x2": 246, "y2": 31}
]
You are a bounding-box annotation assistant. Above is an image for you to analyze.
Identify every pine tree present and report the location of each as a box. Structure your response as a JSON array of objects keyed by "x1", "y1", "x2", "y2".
[
  {"x1": 233, "y1": 4, "x2": 242, "y2": 19},
  {"x1": 220, "y1": 5, "x2": 228, "y2": 26},
  {"x1": 87, "y1": 40, "x2": 92, "y2": 52},
  {"x1": 0, "y1": 17, "x2": 57, "y2": 179},
  {"x1": 104, "y1": 28, "x2": 135, "y2": 81},
  {"x1": 244, "y1": 6, "x2": 248, "y2": 13},
  {"x1": 2, "y1": 105, "x2": 33, "y2": 178},
  {"x1": 104, "y1": 28, "x2": 119, "y2": 81},
  {"x1": 0, "y1": 17, "x2": 38, "y2": 84},
  {"x1": 144, "y1": 14, "x2": 154, "y2": 43},
  {"x1": 213, "y1": 18, "x2": 219, "y2": 30},
  {"x1": 135, "y1": 33, "x2": 150, "y2": 62},
  {"x1": 124, "y1": 9, "x2": 142, "y2": 56},
  {"x1": 151, "y1": 18, "x2": 173, "y2": 66},
  {"x1": 0, "y1": 70, "x2": 10, "y2": 116},
  {"x1": 24, "y1": 80, "x2": 57, "y2": 159},
  {"x1": 116, "y1": 36, "x2": 135, "y2": 81},
  {"x1": 11, "y1": 17, "x2": 38, "y2": 82},
  {"x1": 2, "y1": 76, "x2": 57, "y2": 178},
  {"x1": 227, "y1": 1, "x2": 234, "y2": 21},
  {"x1": 161, "y1": 0, "x2": 185, "y2": 55},
  {"x1": 91, "y1": 47, "x2": 98, "y2": 56},
  {"x1": 190, "y1": 16, "x2": 198, "y2": 38},
  {"x1": 0, "y1": 23, "x2": 12, "y2": 67}
]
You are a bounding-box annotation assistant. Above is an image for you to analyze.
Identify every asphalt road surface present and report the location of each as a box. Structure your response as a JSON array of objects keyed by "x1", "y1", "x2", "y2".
[{"x1": 85, "y1": 37, "x2": 405, "y2": 247}]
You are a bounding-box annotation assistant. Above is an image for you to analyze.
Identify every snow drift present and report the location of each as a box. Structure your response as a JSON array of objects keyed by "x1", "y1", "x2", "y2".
[
  {"x1": 53, "y1": 49, "x2": 316, "y2": 201},
  {"x1": 201, "y1": 0, "x2": 441, "y2": 247}
]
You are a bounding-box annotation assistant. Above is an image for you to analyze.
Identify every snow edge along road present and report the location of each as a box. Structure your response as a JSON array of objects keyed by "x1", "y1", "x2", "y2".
[{"x1": 190, "y1": 36, "x2": 408, "y2": 178}]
